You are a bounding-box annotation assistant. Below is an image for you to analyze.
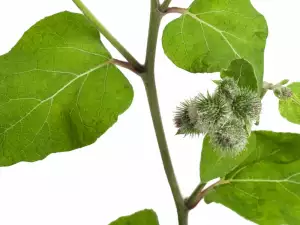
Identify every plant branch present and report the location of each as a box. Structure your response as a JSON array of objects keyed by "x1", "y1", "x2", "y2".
[
  {"x1": 260, "y1": 81, "x2": 274, "y2": 99},
  {"x1": 185, "y1": 179, "x2": 229, "y2": 210},
  {"x1": 72, "y1": 0, "x2": 144, "y2": 73},
  {"x1": 110, "y1": 59, "x2": 142, "y2": 75},
  {"x1": 164, "y1": 7, "x2": 187, "y2": 15},
  {"x1": 160, "y1": 0, "x2": 173, "y2": 12},
  {"x1": 184, "y1": 183, "x2": 206, "y2": 209},
  {"x1": 143, "y1": 0, "x2": 188, "y2": 224}
]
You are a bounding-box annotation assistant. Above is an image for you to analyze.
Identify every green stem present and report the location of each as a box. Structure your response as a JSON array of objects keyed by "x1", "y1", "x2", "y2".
[
  {"x1": 260, "y1": 81, "x2": 274, "y2": 99},
  {"x1": 143, "y1": 1, "x2": 188, "y2": 224},
  {"x1": 185, "y1": 180, "x2": 229, "y2": 210},
  {"x1": 74, "y1": 0, "x2": 188, "y2": 223},
  {"x1": 185, "y1": 183, "x2": 206, "y2": 210},
  {"x1": 160, "y1": 0, "x2": 173, "y2": 12},
  {"x1": 72, "y1": 0, "x2": 144, "y2": 72}
]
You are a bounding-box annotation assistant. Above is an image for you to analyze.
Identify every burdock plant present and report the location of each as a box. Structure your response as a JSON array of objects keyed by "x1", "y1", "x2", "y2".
[{"x1": 0, "y1": 0, "x2": 300, "y2": 225}]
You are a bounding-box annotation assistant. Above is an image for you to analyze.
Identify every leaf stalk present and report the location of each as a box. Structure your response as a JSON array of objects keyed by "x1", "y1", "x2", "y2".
[
  {"x1": 110, "y1": 59, "x2": 143, "y2": 75},
  {"x1": 185, "y1": 179, "x2": 230, "y2": 210},
  {"x1": 164, "y1": 7, "x2": 187, "y2": 15},
  {"x1": 72, "y1": 0, "x2": 144, "y2": 73}
]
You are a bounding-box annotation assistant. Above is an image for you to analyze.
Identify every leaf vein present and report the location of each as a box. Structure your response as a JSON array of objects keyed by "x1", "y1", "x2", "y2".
[
  {"x1": 0, "y1": 62, "x2": 109, "y2": 136},
  {"x1": 185, "y1": 12, "x2": 241, "y2": 58}
]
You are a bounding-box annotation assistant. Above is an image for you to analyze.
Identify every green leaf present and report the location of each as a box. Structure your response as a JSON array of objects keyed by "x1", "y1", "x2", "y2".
[
  {"x1": 162, "y1": 0, "x2": 268, "y2": 90},
  {"x1": 109, "y1": 209, "x2": 160, "y2": 225},
  {"x1": 0, "y1": 12, "x2": 133, "y2": 166},
  {"x1": 202, "y1": 131, "x2": 300, "y2": 224},
  {"x1": 200, "y1": 134, "x2": 257, "y2": 183},
  {"x1": 221, "y1": 59, "x2": 258, "y2": 92},
  {"x1": 279, "y1": 82, "x2": 300, "y2": 124}
]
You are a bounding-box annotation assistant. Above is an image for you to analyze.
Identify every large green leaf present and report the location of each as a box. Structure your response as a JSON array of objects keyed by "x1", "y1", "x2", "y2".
[
  {"x1": 0, "y1": 12, "x2": 133, "y2": 166},
  {"x1": 221, "y1": 59, "x2": 258, "y2": 92},
  {"x1": 162, "y1": 0, "x2": 268, "y2": 90},
  {"x1": 279, "y1": 82, "x2": 300, "y2": 124},
  {"x1": 109, "y1": 210, "x2": 160, "y2": 225},
  {"x1": 201, "y1": 131, "x2": 300, "y2": 224}
]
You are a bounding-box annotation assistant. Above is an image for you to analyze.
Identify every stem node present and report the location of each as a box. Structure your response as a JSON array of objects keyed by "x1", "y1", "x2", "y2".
[
  {"x1": 111, "y1": 59, "x2": 145, "y2": 75},
  {"x1": 164, "y1": 7, "x2": 187, "y2": 15},
  {"x1": 73, "y1": 0, "x2": 143, "y2": 73},
  {"x1": 186, "y1": 180, "x2": 230, "y2": 210}
]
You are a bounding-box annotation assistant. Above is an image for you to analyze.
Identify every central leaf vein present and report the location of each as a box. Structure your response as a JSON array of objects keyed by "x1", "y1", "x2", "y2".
[{"x1": 185, "y1": 11, "x2": 242, "y2": 58}]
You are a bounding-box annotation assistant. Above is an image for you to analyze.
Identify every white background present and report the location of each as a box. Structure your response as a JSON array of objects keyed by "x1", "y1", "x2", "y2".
[{"x1": 0, "y1": 0, "x2": 300, "y2": 224}]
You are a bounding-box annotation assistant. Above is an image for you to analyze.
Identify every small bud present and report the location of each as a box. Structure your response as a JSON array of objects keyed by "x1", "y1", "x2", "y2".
[
  {"x1": 274, "y1": 86, "x2": 293, "y2": 100},
  {"x1": 209, "y1": 119, "x2": 248, "y2": 155},
  {"x1": 278, "y1": 79, "x2": 289, "y2": 86},
  {"x1": 216, "y1": 77, "x2": 239, "y2": 101},
  {"x1": 232, "y1": 88, "x2": 262, "y2": 122},
  {"x1": 174, "y1": 100, "x2": 200, "y2": 136},
  {"x1": 194, "y1": 93, "x2": 232, "y2": 133}
]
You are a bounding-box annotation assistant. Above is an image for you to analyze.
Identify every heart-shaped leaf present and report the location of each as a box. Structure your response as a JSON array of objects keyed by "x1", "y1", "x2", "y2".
[
  {"x1": 162, "y1": 0, "x2": 268, "y2": 90},
  {"x1": 0, "y1": 12, "x2": 133, "y2": 166}
]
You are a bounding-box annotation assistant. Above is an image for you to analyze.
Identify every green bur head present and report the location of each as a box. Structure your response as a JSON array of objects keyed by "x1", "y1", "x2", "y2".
[
  {"x1": 232, "y1": 88, "x2": 262, "y2": 121},
  {"x1": 194, "y1": 93, "x2": 232, "y2": 133},
  {"x1": 216, "y1": 77, "x2": 240, "y2": 101},
  {"x1": 174, "y1": 100, "x2": 201, "y2": 136},
  {"x1": 209, "y1": 119, "x2": 248, "y2": 155}
]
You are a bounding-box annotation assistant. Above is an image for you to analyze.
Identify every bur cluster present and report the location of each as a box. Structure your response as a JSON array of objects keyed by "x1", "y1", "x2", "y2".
[{"x1": 174, "y1": 78, "x2": 262, "y2": 155}]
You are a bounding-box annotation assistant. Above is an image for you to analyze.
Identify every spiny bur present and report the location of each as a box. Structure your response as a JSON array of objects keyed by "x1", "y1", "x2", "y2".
[
  {"x1": 232, "y1": 88, "x2": 262, "y2": 122},
  {"x1": 194, "y1": 93, "x2": 232, "y2": 133},
  {"x1": 209, "y1": 118, "x2": 248, "y2": 155},
  {"x1": 216, "y1": 77, "x2": 240, "y2": 101},
  {"x1": 173, "y1": 100, "x2": 200, "y2": 136}
]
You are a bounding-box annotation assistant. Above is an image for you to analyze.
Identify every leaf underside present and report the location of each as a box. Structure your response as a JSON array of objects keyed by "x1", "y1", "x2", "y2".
[
  {"x1": 221, "y1": 59, "x2": 257, "y2": 92},
  {"x1": 279, "y1": 82, "x2": 300, "y2": 124},
  {"x1": 0, "y1": 11, "x2": 133, "y2": 166},
  {"x1": 162, "y1": 0, "x2": 268, "y2": 90},
  {"x1": 201, "y1": 131, "x2": 300, "y2": 224},
  {"x1": 109, "y1": 209, "x2": 160, "y2": 225}
]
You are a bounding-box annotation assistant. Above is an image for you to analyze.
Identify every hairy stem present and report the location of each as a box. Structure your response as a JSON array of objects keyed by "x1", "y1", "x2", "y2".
[
  {"x1": 186, "y1": 180, "x2": 229, "y2": 210},
  {"x1": 73, "y1": 0, "x2": 144, "y2": 72},
  {"x1": 143, "y1": 0, "x2": 188, "y2": 224}
]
